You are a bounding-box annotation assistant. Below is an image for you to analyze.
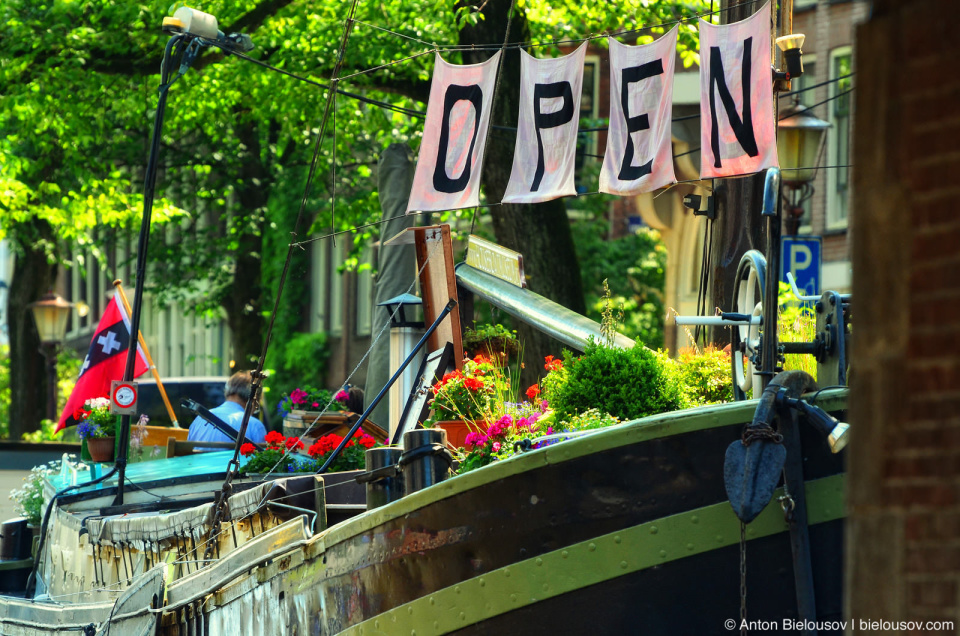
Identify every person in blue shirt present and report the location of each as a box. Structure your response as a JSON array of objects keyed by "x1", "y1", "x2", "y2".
[{"x1": 187, "y1": 371, "x2": 266, "y2": 446}]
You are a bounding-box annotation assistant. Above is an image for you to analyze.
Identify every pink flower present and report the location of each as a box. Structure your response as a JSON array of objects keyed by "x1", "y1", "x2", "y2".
[
  {"x1": 465, "y1": 432, "x2": 488, "y2": 449},
  {"x1": 540, "y1": 400, "x2": 548, "y2": 411},
  {"x1": 312, "y1": 402, "x2": 319, "y2": 408},
  {"x1": 492, "y1": 442, "x2": 501, "y2": 452},
  {"x1": 496, "y1": 415, "x2": 514, "y2": 428},
  {"x1": 546, "y1": 426, "x2": 554, "y2": 435},
  {"x1": 290, "y1": 388, "x2": 308, "y2": 405},
  {"x1": 516, "y1": 417, "x2": 530, "y2": 430},
  {"x1": 334, "y1": 390, "x2": 349, "y2": 404}
]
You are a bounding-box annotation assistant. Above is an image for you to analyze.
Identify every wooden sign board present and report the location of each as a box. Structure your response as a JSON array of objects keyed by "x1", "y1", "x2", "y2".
[
  {"x1": 465, "y1": 235, "x2": 526, "y2": 288},
  {"x1": 383, "y1": 225, "x2": 464, "y2": 369}
]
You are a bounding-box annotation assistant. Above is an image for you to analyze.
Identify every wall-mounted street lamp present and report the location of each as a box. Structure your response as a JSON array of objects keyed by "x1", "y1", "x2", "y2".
[
  {"x1": 27, "y1": 292, "x2": 73, "y2": 421},
  {"x1": 777, "y1": 101, "x2": 831, "y2": 235}
]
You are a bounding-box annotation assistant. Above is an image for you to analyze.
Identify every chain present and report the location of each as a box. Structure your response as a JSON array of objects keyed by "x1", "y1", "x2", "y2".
[
  {"x1": 740, "y1": 521, "x2": 747, "y2": 636},
  {"x1": 778, "y1": 478, "x2": 796, "y2": 522},
  {"x1": 741, "y1": 423, "x2": 784, "y2": 446}
]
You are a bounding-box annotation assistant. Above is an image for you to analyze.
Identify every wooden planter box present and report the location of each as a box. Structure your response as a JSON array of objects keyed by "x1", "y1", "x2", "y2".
[{"x1": 283, "y1": 411, "x2": 388, "y2": 444}]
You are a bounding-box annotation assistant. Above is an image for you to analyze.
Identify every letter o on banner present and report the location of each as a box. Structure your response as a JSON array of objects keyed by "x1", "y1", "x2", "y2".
[{"x1": 407, "y1": 51, "x2": 502, "y2": 213}]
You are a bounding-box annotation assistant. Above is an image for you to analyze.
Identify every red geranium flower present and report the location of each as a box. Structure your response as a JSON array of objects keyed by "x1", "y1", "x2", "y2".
[
  {"x1": 526, "y1": 384, "x2": 540, "y2": 400},
  {"x1": 264, "y1": 430, "x2": 285, "y2": 447},
  {"x1": 240, "y1": 443, "x2": 257, "y2": 456},
  {"x1": 285, "y1": 436, "x2": 304, "y2": 451},
  {"x1": 473, "y1": 354, "x2": 489, "y2": 364},
  {"x1": 544, "y1": 355, "x2": 563, "y2": 372},
  {"x1": 464, "y1": 377, "x2": 484, "y2": 391}
]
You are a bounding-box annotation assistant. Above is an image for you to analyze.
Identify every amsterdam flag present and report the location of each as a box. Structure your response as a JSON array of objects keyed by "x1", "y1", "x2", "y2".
[{"x1": 57, "y1": 295, "x2": 149, "y2": 431}]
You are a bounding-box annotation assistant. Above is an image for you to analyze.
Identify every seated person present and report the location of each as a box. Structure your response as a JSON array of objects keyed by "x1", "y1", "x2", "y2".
[{"x1": 187, "y1": 371, "x2": 266, "y2": 446}]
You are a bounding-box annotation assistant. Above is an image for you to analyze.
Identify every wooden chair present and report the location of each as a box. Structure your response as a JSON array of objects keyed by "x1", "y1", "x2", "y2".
[{"x1": 166, "y1": 437, "x2": 235, "y2": 458}]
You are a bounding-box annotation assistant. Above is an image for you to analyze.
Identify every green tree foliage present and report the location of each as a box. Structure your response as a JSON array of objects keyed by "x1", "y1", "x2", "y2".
[{"x1": 0, "y1": 0, "x2": 706, "y2": 435}]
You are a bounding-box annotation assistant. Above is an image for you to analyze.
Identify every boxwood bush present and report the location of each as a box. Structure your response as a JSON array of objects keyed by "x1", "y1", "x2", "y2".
[{"x1": 550, "y1": 341, "x2": 682, "y2": 423}]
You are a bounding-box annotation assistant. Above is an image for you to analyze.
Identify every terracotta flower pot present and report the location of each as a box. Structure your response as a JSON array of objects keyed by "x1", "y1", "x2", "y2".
[
  {"x1": 87, "y1": 436, "x2": 116, "y2": 463},
  {"x1": 434, "y1": 420, "x2": 488, "y2": 449}
]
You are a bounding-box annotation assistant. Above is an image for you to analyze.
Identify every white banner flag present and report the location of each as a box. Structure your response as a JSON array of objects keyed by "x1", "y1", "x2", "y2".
[
  {"x1": 502, "y1": 44, "x2": 586, "y2": 205},
  {"x1": 407, "y1": 51, "x2": 502, "y2": 213},
  {"x1": 600, "y1": 29, "x2": 678, "y2": 196},
  {"x1": 699, "y1": 2, "x2": 777, "y2": 178}
]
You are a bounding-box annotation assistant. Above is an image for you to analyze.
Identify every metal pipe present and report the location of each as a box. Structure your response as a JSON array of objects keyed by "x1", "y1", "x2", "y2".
[
  {"x1": 455, "y1": 263, "x2": 635, "y2": 351},
  {"x1": 674, "y1": 315, "x2": 762, "y2": 326},
  {"x1": 760, "y1": 167, "x2": 782, "y2": 391},
  {"x1": 115, "y1": 35, "x2": 189, "y2": 506}
]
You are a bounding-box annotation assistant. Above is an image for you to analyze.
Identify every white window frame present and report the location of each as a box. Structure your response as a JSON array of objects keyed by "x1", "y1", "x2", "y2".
[
  {"x1": 310, "y1": 238, "x2": 330, "y2": 334},
  {"x1": 826, "y1": 46, "x2": 852, "y2": 231}
]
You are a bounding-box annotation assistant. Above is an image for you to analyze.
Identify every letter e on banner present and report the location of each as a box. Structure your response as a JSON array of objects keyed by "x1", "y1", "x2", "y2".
[
  {"x1": 698, "y1": 2, "x2": 777, "y2": 179},
  {"x1": 502, "y1": 44, "x2": 587, "y2": 205},
  {"x1": 600, "y1": 28, "x2": 678, "y2": 196},
  {"x1": 407, "y1": 51, "x2": 502, "y2": 213}
]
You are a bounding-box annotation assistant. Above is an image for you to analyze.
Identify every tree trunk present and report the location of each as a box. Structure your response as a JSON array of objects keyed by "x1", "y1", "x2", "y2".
[
  {"x1": 459, "y1": 0, "x2": 587, "y2": 387},
  {"x1": 7, "y1": 219, "x2": 58, "y2": 439},
  {"x1": 223, "y1": 121, "x2": 267, "y2": 370}
]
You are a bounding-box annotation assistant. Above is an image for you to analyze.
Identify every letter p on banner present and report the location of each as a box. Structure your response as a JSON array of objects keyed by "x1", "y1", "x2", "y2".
[
  {"x1": 407, "y1": 51, "x2": 502, "y2": 213},
  {"x1": 698, "y1": 2, "x2": 778, "y2": 179}
]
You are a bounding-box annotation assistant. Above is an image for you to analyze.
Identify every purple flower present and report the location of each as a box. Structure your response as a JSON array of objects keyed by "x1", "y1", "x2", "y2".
[{"x1": 541, "y1": 400, "x2": 548, "y2": 411}]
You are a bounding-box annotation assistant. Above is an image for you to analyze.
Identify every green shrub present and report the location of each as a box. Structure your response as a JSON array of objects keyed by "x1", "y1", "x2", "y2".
[
  {"x1": 662, "y1": 347, "x2": 733, "y2": 408},
  {"x1": 550, "y1": 341, "x2": 682, "y2": 423}
]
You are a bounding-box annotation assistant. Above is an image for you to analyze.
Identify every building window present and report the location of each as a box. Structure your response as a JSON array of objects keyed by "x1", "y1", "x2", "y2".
[
  {"x1": 826, "y1": 47, "x2": 852, "y2": 229},
  {"x1": 575, "y1": 56, "x2": 601, "y2": 190},
  {"x1": 355, "y1": 247, "x2": 373, "y2": 337}
]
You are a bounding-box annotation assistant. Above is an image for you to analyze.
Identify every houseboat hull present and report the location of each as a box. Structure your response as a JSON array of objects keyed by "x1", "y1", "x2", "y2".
[{"x1": 1, "y1": 390, "x2": 847, "y2": 635}]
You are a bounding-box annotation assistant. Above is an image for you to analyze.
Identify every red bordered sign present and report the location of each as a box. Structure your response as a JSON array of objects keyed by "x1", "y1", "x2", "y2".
[{"x1": 110, "y1": 381, "x2": 138, "y2": 415}]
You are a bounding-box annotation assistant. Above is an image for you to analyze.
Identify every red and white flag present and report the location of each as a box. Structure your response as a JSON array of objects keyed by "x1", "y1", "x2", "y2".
[
  {"x1": 699, "y1": 2, "x2": 778, "y2": 178},
  {"x1": 502, "y1": 44, "x2": 586, "y2": 204},
  {"x1": 57, "y1": 295, "x2": 149, "y2": 431},
  {"x1": 407, "y1": 51, "x2": 502, "y2": 213},
  {"x1": 600, "y1": 29, "x2": 678, "y2": 195}
]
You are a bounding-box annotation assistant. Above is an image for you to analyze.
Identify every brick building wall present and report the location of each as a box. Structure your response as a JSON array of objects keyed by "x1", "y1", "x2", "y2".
[{"x1": 848, "y1": 0, "x2": 960, "y2": 631}]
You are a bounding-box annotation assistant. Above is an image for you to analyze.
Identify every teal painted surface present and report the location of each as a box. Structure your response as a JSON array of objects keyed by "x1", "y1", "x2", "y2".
[{"x1": 47, "y1": 450, "x2": 242, "y2": 492}]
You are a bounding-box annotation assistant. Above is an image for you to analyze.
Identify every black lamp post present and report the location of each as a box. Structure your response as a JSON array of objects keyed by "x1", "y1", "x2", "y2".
[
  {"x1": 777, "y1": 100, "x2": 831, "y2": 235},
  {"x1": 27, "y1": 292, "x2": 73, "y2": 421}
]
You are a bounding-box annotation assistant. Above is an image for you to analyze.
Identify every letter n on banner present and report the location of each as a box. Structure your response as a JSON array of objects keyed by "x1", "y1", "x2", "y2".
[
  {"x1": 502, "y1": 44, "x2": 586, "y2": 205},
  {"x1": 698, "y1": 2, "x2": 777, "y2": 179},
  {"x1": 599, "y1": 28, "x2": 678, "y2": 196},
  {"x1": 407, "y1": 51, "x2": 502, "y2": 213}
]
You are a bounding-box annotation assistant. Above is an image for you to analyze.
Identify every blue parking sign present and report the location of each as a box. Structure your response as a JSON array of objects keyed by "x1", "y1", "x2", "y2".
[{"x1": 781, "y1": 236, "x2": 821, "y2": 297}]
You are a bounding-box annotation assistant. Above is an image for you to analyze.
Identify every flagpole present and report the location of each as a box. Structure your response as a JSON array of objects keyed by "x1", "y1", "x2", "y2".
[{"x1": 113, "y1": 279, "x2": 180, "y2": 428}]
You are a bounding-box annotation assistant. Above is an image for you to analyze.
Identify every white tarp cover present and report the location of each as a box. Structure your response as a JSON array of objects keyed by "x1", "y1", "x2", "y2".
[
  {"x1": 407, "y1": 51, "x2": 502, "y2": 213},
  {"x1": 600, "y1": 29, "x2": 678, "y2": 195},
  {"x1": 698, "y1": 1, "x2": 778, "y2": 178},
  {"x1": 503, "y1": 44, "x2": 587, "y2": 204}
]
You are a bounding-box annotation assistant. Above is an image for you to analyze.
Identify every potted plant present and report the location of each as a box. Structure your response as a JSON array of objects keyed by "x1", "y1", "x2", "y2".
[
  {"x1": 75, "y1": 397, "x2": 117, "y2": 463},
  {"x1": 425, "y1": 354, "x2": 511, "y2": 448},
  {"x1": 462, "y1": 323, "x2": 520, "y2": 361},
  {"x1": 238, "y1": 429, "x2": 378, "y2": 475}
]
